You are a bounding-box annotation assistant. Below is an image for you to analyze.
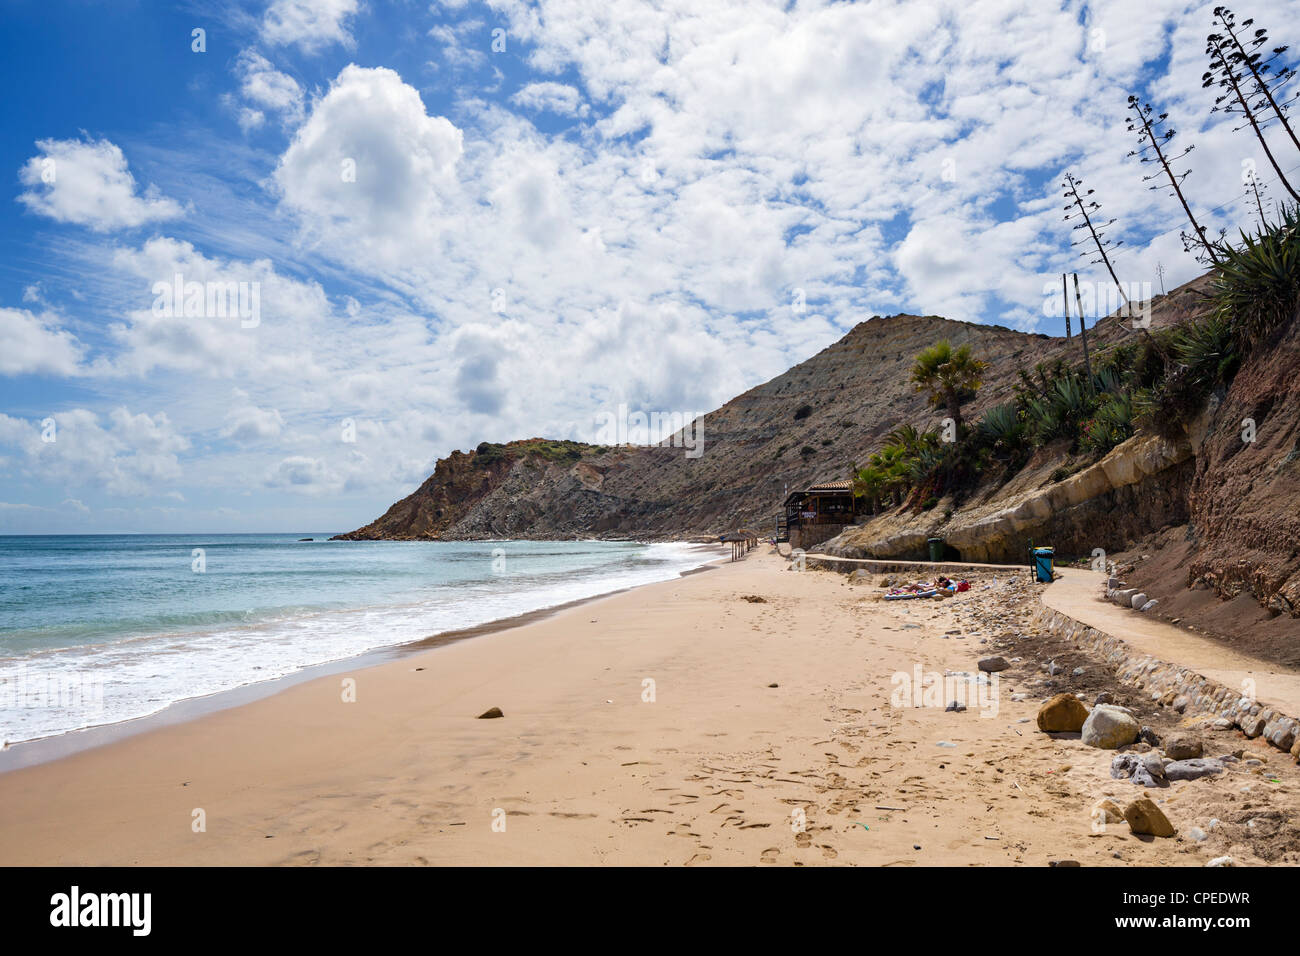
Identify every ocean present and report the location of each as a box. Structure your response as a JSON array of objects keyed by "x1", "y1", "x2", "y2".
[{"x1": 0, "y1": 534, "x2": 714, "y2": 745}]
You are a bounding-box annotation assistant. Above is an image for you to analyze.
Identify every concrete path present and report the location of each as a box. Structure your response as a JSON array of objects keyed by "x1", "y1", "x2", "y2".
[
  {"x1": 1046, "y1": 567, "x2": 1300, "y2": 718},
  {"x1": 805, "y1": 553, "x2": 1300, "y2": 718}
]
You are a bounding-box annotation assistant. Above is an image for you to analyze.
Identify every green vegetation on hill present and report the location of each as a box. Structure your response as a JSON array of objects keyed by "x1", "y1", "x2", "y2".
[
  {"x1": 849, "y1": 201, "x2": 1298, "y2": 518},
  {"x1": 474, "y1": 439, "x2": 590, "y2": 468}
]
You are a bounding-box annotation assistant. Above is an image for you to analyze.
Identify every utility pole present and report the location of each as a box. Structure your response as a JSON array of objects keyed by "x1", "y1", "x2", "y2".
[
  {"x1": 1061, "y1": 273, "x2": 1072, "y2": 338},
  {"x1": 1072, "y1": 273, "x2": 1094, "y2": 392}
]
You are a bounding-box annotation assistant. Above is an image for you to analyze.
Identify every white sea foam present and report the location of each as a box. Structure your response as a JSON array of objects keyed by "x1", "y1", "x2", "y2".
[{"x1": 0, "y1": 541, "x2": 717, "y2": 744}]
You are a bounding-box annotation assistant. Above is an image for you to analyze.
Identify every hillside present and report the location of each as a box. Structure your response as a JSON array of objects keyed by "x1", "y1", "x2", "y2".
[{"x1": 338, "y1": 278, "x2": 1210, "y2": 542}]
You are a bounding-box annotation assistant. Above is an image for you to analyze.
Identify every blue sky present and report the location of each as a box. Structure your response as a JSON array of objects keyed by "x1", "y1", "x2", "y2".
[{"x1": 1, "y1": 0, "x2": 1295, "y2": 533}]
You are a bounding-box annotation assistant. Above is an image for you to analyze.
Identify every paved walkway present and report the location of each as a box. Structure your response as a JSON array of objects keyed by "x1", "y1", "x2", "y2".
[
  {"x1": 805, "y1": 553, "x2": 1300, "y2": 718},
  {"x1": 1046, "y1": 567, "x2": 1300, "y2": 718}
]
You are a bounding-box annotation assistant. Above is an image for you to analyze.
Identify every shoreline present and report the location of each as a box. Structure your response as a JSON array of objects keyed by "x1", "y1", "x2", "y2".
[{"x1": 0, "y1": 543, "x2": 726, "y2": 772}]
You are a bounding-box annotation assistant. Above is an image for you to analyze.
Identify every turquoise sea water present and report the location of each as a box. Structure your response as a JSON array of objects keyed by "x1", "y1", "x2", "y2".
[{"x1": 0, "y1": 535, "x2": 713, "y2": 744}]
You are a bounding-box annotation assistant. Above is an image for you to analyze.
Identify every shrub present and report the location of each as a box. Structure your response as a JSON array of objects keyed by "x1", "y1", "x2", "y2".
[
  {"x1": 1212, "y1": 203, "x2": 1300, "y2": 350},
  {"x1": 794, "y1": 404, "x2": 813, "y2": 421}
]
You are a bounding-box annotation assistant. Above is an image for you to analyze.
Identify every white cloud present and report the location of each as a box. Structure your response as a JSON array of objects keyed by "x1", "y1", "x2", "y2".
[
  {"x1": 0, "y1": 408, "x2": 189, "y2": 498},
  {"x1": 221, "y1": 390, "x2": 286, "y2": 443},
  {"x1": 229, "y1": 50, "x2": 305, "y2": 130},
  {"x1": 18, "y1": 138, "x2": 183, "y2": 232},
  {"x1": 510, "y1": 82, "x2": 587, "y2": 117},
  {"x1": 262, "y1": 0, "x2": 358, "y2": 53},
  {"x1": 274, "y1": 65, "x2": 464, "y2": 265},
  {"x1": 0, "y1": 308, "x2": 84, "y2": 376}
]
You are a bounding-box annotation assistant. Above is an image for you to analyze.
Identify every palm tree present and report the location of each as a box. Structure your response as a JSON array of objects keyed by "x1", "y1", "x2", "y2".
[
  {"x1": 909, "y1": 340, "x2": 989, "y2": 435},
  {"x1": 851, "y1": 463, "x2": 886, "y2": 515}
]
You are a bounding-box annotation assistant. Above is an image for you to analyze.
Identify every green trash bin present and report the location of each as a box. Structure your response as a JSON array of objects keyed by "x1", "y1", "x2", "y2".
[{"x1": 927, "y1": 537, "x2": 944, "y2": 562}]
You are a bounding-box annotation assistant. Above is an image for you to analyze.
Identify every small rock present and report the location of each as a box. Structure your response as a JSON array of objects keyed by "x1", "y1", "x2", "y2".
[
  {"x1": 1164, "y1": 733, "x2": 1203, "y2": 761},
  {"x1": 1130, "y1": 592, "x2": 1148, "y2": 610},
  {"x1": 1071, "y1": 667, "x2": 1086, "y2": 677},
  {"x1": 1165, "y1": 758, "x2": 1225, "y2": 781},
  {"x1": 1093, "y1": 798, "x2": 1125, "y2": 825},
  {"x1": 1241, "y1": 715, "x2": 1267, "y2": 738},
  {"x1": 1142, "y1": 752, "x2": 1167, "y2": 782},
  {"x1": 1137, "y1": 726, "x2": 1161, "y2": 748},
  {"x1": 1186, "y1": 827, "x2": 1208, "y2": 842},
  {"x1": 1048, "y1": 859, "x2": 1080, "y2": 867},
  {"x1": 1123, "y1": 797, "x2": 1176, "y2": 837},
  {"x1": 477, "y1": 707, "x2": 504, "y2": 719},
  {"x1": 945, "y1": 702, "x2": 966, "y2": 713},
  {"x1": 1206, "y1": 856, "x2": 1235, "y2": 867},
  {"x1": 1139, "y1": 599, "x2": 1159, "y2": 612},
  {"x1": 978, "y1": 656, "x2": 1009, "y2": 673},
  {"x1": 1046, "y1": 660, "x2": 1065, "y2": 676},
  {"x1": 1094, "y1": 691, "x2": 1114, "y2": 706}
]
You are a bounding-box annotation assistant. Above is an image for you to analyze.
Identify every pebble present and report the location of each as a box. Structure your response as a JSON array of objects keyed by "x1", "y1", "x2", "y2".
[{"x1": 1187, "y1": 827, "x2": 1208, "y2": 842}]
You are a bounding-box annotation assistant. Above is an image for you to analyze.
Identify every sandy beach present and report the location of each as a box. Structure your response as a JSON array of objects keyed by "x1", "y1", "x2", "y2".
[{"x1": 1, "y1": 549, "x2": 1296, "y2": 867}]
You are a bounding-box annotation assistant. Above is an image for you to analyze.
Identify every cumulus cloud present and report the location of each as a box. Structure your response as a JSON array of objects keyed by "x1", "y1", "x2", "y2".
[
  {"x1": 0, "y1": 408, "x2": 189, "y2": 498},
  {"x1": 0, "y1": 308, "x2": 84, "y2": 376},
  {"x1": 261, "y1": 0, "x2": 358, "y2": 53},
  {"x1": 274, "y1": 65, "x2": 464, "y2": 264},
  {"x1": 230, "y1": 49, "x2": 305, "y2": 131},
  {"x1": 18, "y1": 138, "x2": 183, "y2": 232}
]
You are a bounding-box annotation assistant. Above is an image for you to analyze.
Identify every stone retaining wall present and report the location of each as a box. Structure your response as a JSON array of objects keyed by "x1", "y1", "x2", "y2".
[{"x1": 1029, "y1": 605, "x2": 1300, "y2": 764}]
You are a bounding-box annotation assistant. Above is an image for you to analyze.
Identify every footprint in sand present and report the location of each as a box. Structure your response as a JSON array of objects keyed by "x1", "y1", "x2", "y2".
[
  {"x1": 795, "y1": 831, "x2": 812, "y2": 848},
  {"x1": 760, "y1": 847, "x2": 781, "y2": 864}
]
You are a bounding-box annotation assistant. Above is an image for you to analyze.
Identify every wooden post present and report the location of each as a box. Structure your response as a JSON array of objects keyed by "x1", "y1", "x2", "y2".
[
  {"x1": 1061, "y1": 273, "x2": 1071, "y2": 338},
  {"x1": 1072, "y1": 273, "x2": 1094, "y2": 392}
]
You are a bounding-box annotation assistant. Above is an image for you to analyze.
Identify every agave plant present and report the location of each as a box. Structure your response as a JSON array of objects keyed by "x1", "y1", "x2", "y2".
[
  {"x1": 1082, "y1": 391, "x2": 1137, "y2": 454},
  {"x1": 1169, "y1": 313, "x2": 1240, "y2": 390},
  {"x1": 977, "y1": 403, "x2": 1029, "y2": 462},
  {"x1": 1211, "y1": 202, "x2": 1300, "y2": 348}
]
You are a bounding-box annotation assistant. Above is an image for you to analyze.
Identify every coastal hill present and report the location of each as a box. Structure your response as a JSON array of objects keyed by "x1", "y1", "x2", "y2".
[{"x1": 338, "y1": 279, "x2": 1208, "y2": 544}]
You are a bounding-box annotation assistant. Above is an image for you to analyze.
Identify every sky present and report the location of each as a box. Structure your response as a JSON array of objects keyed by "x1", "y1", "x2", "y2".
[{"x1": 1, "y1": 0, "x2": 1297, "y2": 533}]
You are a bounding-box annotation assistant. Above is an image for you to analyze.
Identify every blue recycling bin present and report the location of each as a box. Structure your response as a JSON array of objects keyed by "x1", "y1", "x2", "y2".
[{"x1": 1033, "y1": 547, "x2": 1055, "y2": 583}]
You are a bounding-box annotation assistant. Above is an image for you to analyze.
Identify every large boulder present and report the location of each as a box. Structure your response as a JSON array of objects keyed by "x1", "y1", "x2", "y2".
[
  {"x1": 1037, "y1": 693, "x2": 1090, "y2": 732},
  {"x1": 1124, "y1": 797, "x2": 1176, "y2": 837},
  {"x1": 1082, "y1": 704, "x2": 1140, "y2": 749}
]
